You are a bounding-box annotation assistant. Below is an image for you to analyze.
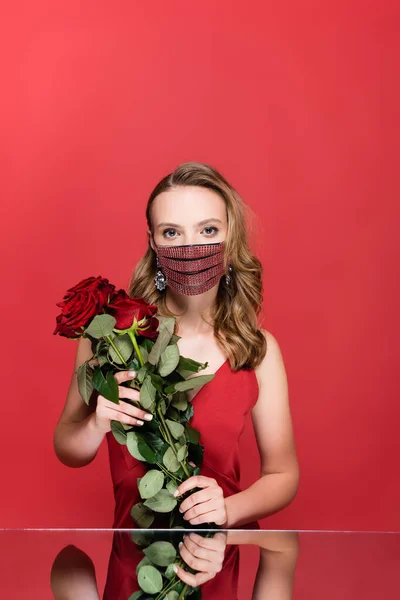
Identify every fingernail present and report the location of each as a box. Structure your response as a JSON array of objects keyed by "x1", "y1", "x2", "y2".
[
  {"x1": 128, "y1": 370, "x2": 136, "y2": 376},
  {"x1": 172, "y1": 564, "x2": 178, "y2": 573},
  {"x1": 179, "y1": 541, "x2": 183, "y2": 548},
  {"x1": 144, "y1": 413, "x2": 153, "y2": 421},
  {"x1": 173, "y1": 490, "x2": 180, "y2": 497},
  {"x1": 136, "y1": 420, "x2": 144, "y2": 425}
]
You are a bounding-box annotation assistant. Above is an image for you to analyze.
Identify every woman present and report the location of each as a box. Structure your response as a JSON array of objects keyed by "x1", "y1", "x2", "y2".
[{"x1": 54, "y1": 161, "x2": 299, "y2": 586}]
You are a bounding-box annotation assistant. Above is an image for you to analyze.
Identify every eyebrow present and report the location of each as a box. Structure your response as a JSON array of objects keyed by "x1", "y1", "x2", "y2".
[{"x1": 157, "y1": 218, "x2": 222, "y2": 229}]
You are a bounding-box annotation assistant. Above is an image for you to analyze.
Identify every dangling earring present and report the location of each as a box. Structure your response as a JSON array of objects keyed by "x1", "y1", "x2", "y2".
[
  {"x1": 225, "y1": 264, "x2": 233, "y2": 285},
  {"x1": 154, "y1": 255, "x2": 167, "y2": 291}
]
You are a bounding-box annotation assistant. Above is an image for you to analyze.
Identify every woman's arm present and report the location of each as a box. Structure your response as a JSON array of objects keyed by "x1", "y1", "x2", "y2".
[
  {"x1": 224, "y1": 330, "x2": 300, "y2": 527},
  {"x1": 53, "y1": 337, "x2": 106, "y2": 468}
]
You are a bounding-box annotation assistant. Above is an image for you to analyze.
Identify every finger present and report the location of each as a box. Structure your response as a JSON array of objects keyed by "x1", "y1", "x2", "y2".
[
  {"x1": 179, "y1": 488, "x2": 213, "y2": 514},
  {"x1": 173, "y1": 564, "x2": 212, "y2": 587},
  {"x1": 113, "y1": 370, "x2": 137, "y2": 383},
  {"x1": 99, "y1": 406, "x2": 145, "y2": 426},
  {"x1": 183, "y1": 498, "x2": 220, "y2": 523},
  {"x1": 100, "y1": 398, "x2": 153, "y2": 422},
  {"x1": 175, "y1": 475, "x2": 218, "y2": 497},
  {"x1": 186, "y1": 532, "x2": 227, "y2": 551},
  {"x1": 189, "y1": 508, "x2": 226, "y2": 526},
  {"x1": 182, "y1": 534, "x2": 215, "y2": 561},
  {"x1": 117, "y1": 386, "x2": 140, "y2": 402},
  {"x1": 179, "y1": 541, "x2": 214, "y2": 573}
]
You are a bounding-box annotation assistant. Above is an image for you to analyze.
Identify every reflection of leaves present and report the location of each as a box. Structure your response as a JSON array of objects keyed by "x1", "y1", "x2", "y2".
[
  {"x1": 143, "y1": 541, "x2": 176, "y2": 566},
  {"x1": 137, "y1": 564, "x2": 163, "y2": 594}
]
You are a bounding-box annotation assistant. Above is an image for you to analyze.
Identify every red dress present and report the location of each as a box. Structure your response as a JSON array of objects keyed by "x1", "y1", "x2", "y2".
[{"x1": 102, "y1": 360, "x2": 260, "y2": 599}]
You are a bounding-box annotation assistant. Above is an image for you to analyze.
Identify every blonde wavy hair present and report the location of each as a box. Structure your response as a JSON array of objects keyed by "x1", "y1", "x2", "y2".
[{"x1": 127, "y1": 161, "x2": 267, "y2": 370}]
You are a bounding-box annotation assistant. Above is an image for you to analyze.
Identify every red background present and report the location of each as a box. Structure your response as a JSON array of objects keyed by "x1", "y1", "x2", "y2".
[{"x1": 1, "y1": 1, "x2": 399, "y2": 530}]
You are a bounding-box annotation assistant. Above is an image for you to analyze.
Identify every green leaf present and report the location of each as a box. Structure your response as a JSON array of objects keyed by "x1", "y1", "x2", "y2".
[
  {"x1": 85, "y1": 314, "x2": 116, "y2": 339},
  {"x1": 137, "y1": 564, "x2": 163, "y2": 594},
  {"x1": 108, "y1": 333, "x2": 134, "y2": 364},
  {"x1": 110, "y1": 420, "x2": 127, "y2": 445},
  {"x1": 185, "y1": 422, "x2": 200, "y2": 445},
  {"x1": 140, "y1": 375, "x2": 156, "y2": 409},
  {"x1": 166, "y1": 419, "x2": 185, "y2": 440},
  {"x1": 164, "y1": 563, "x2": 176, "y2": 580},
  {"x1": 130, "y1": 502, "x2": 155, "y2": 528},
  {"x1": 128, "y1": 591, "x2": 144, "y2": 600},
  {"x1": 174, "y1": 374, "x2": 214, "y2": 392},
  {"x1": 176, "y1": 356, "x2": 207, "y2": 378},
  {"x1": 171, "y1": 392, "x2": 188, "y2": 411},
  {"x1": 147, "y1": 317, "x2": 175, "y2": 365},
  {"x1": 136, "y1": 555, "x2": 152, "y2": 574},
  {"x1": 159, "y1": 398, "x2": 167, "y2": 415},
  {"x1": 92, "y1": 368, "x2": 119, "y2": 403},
  {"x1": 136, "y1": 364, "x2": 150, "y2": 384},
  {"x1": 177, "y1": 444, "x2": 188, "y2": 462},
  {"x1": 166, "y1": 591, "x2": 179, "y2": 600},
  {"x1": 136, "y1": 556, "x2": 151, "y2": 575},
  {"x1": 76, "y1": 361, "x2": 94, "y2": 405},
  {"x1": 166, "y1": 480, "x2": 178, "y2": 496},
  {"x1": 143, "y1": 541, "x2": 176, "y2": 567},
  {"x1": 138, "y1": 439, "x2": 157, "y2": 463},
  {"x1": 163, "y1": 446, "x2": 180, "y2": 472},
  {"x1": 143, "y1": 489, "x2": 177, "y2": 513},
  {"x1": 127, "y1": 432, "x2": 147, "y2": 461},
  {"x1": 139, "y1": 470, "x2": 165, "y2": 499},
  {"x1": 130, "y1": 531, "x2": 152, "y2": 548},
  {"x1": 158, "y1": 344, "x2": 180, "y2": 377}
]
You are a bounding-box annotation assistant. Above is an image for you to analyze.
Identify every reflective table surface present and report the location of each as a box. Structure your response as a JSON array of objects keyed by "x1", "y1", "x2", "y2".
[{"x1": 0, "y1": 529, "x2": 399, "y2": 599}]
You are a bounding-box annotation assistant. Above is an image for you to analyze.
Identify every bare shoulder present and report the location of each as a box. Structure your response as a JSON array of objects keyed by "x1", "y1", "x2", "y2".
[{"x1": 254, "y1": 328, "x2": 287, "y2": 390}]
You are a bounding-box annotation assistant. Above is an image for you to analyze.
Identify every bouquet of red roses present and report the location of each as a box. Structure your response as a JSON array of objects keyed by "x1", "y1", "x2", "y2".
[{"x1": 54, "y1": 276, "x2": 218, "y2": 530}]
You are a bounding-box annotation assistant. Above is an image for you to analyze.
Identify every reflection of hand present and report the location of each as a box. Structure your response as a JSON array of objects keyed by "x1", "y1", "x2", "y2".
[
  {"x1": 176, "y1": 475, "x2": 227, "y2": 526},
  {"x1": 174, "y1": 532, "x2": 227, "y2": 586}
]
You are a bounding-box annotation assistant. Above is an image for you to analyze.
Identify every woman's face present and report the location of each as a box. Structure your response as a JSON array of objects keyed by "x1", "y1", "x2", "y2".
[{"x1": 148, "y1": 185, "x2": 228, "y2": 250}]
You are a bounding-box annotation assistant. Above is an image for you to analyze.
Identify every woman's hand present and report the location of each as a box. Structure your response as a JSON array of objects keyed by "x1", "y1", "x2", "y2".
[
  {"x1": 92, "y1": 370, "x2": 154, "y2": 433},
  {"x1": 175, "y1": 475, "x2": 228, "y2": 526},
  {"x1": 174, "y1": 532, "x2": 227, "y2": 586}
]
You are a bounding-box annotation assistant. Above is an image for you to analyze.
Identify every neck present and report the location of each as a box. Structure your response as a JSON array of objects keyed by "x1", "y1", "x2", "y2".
[{"x1": 165, "y1": 286, "x2": 218, "y2": 335}]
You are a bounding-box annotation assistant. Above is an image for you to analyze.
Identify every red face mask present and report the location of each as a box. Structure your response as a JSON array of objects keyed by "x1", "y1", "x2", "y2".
[{"x1": 154, "y1": 241, "x2": 226, "y2": 296}]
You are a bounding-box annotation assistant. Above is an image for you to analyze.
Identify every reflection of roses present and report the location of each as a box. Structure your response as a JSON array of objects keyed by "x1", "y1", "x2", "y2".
[
  {"x1": 53, "y1": 276, "x2": 115, "y2": 338},
  {"x1": 107, "y1": 290, "x2": 159, "y2": 338}
]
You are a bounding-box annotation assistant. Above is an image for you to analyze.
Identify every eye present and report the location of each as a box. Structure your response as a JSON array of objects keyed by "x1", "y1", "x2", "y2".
[
  {"x1": 162, "y1": 228, "x2": 179, "y2": 239},
  {"x1": 202, "y1": 226, "x2": 219, "y2": 236}
]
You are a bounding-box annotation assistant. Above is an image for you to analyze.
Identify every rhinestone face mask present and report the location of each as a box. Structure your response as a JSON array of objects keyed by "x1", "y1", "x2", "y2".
[{"x1": 154, "y1": 241, "x2": 226, "y2": 296}]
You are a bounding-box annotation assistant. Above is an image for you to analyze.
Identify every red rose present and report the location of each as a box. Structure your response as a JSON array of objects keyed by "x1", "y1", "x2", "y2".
[
  {"x1": 54, "y1": 276, "x2": 115, "y2": 339},
  {"x1": 107, "y1": 290, "x2": 159, "y2": 338}
]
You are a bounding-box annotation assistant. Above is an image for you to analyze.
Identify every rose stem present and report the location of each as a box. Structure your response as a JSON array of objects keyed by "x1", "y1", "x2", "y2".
[
  {"x1": 157, "y1": 406, "x2": 190, "y2": 478},
  {"x1": 127, "y1": 330, "x2": 145, "y2": 367},
  {"x1": 105, "y1": 336, "x2": 128, "y2": 367}
]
